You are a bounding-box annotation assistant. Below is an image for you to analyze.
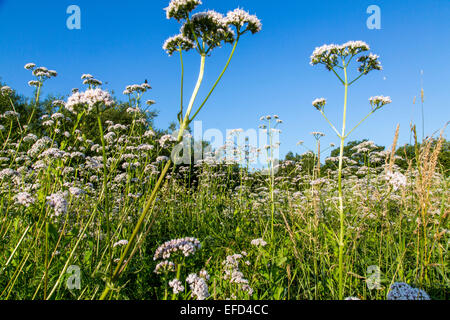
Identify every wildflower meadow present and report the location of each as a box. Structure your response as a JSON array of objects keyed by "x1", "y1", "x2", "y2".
[{"x1": 0, "y1": 0, "x2": 448, "y2": 302}]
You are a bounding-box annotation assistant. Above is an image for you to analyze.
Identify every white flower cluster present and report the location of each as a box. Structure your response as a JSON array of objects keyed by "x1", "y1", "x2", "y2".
[
  {"x1": 369, "y1": 95, "x2": 392, "y2": 110},
  {"x1": 182, "y1": 10, "x2": 235, "y2": 51},
  {"x1": 310, "y1": 41, "x2": 380, "y2": 73},
  {"x1": 24, "y1": 63, "x2": 57, "y2": 86},
  {"x1": 65, "y1": 88, "x2": 114, "y2": 114},
  {"x1": 344, "y1": 296, "x2": 361, "y2": 300},
  {"x1": 113, "y1": 239, "x2": 129, "y2": 247},
  {"x1": 15, "y1": 192, "x2": 36, "y2": 207},
  {"x1": 155, "y1": 156, "x2": 169, "y2": 163},
  {"x1": 81, "y1": 74, "x2": 103, "y2": 87},
  {"x1": 163, "y1": 34, "x2": 196, "y2": 56},
  {"x1": 225, "y1": 8, "x2": 262, "y2": 34},
  {"x1": 69, "y1": 187, "x2": 85, "y2": 198},
  {"x1": 357, "y1": 53, "x2": 383, "y2": 74},
  {"x1": 222, "y1": 253, "x2": 253, "y2": 296},
  {"x1": 123, "y1": 83, "x2": 152, "y2": 95},
  {"x1": 165, "y1": 0, "x2": 202, "y2": 21},
  {"x1": 153, "y1": 237, "x2": 201, "y2": 260},
  {"x1": 385, "y1": 171, "x2": 407, "y2": 191},
  {"x1": 46, "y1": 191, "x2": 68, "y2": 217},
  {"x1": 310, "y1": 177, "x2": 328, "y2": 186},
  {"x1": 1, "y1": 85, "x2": 13, "y2": 96},
  {"x1": 31, "y1": 65, "x2": 57, "y2": 78},
  {"x1": 27, "y1": 136, "x2": 53, "y2": 157},
  {"x1": 169, "y1": 278, "x2": 185, "y2": 295},
  {"x1": 311, "y1": 131, "x2": 325, "y2": 139},
  {"x1": 159, "y1": 134, "x2": 177, "y2": 148},
  {"x1": 23, "y1": 133, "x2": 38, "y2": 143},
  {"x1": 250, "y1": 238, "x2": 267, "y2": 247},
  {"x1": 387, "y1": 282, "x2": 430, "y2": 300},
  {"x1": 38, "y1": 147, "x2": 66, "y2": 160},
  {"x1": 24, "y1": 63, "x2": 36, "y2": 70},
  {"x1": 186, "y1": 272, "x2": 210, "y2": 300},
  {"x1": 312, "y1": 98, "x2": 326, "y2": 111},
  {"x1": 0, "y1": 168, "x2": 19, "y2": 182},
  {"x1": 154, "y1": 260, "x2": 176, "y2": 274},
  {"x1": 2, "y1": 111, "x2": 20, "y2": 120},
  {"x1": 311, "y1": 41, "x2": 369, "y2": 64}
]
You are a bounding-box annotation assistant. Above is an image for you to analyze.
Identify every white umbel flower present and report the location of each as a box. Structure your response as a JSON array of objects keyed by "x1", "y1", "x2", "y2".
[
  {"x1": 65, "y1": 88, "x2": 113, "y2": 114},
  {"x1": 312, "y1": 98, "x2": 327, "y2": 111},
  {"x1": 169, "y1": 278, "x2": 185, "y2": 294},
  {"x1": 165, "y1": 0, "x2": 202, "y2": 21},
  {"x1": 385, "y1": 171, "x2": 407, "y2": 191},
  {"x1": 225, "y1": 8, "x2": 262, "y2": 34}
]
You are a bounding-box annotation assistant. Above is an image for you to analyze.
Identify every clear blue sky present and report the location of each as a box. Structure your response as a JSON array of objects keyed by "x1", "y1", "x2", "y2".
[{"x1": 1, "y1": 0, "x2": 449, "y2": 159}]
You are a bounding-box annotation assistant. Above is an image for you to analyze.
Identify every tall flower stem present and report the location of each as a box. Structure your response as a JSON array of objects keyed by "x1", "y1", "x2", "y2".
[
  {"x1": 97, "y1": 110, "x2": 112, "y2": 280},
  {"x1": 337, "y1": 63, "x2": 349, "y2": 300}
]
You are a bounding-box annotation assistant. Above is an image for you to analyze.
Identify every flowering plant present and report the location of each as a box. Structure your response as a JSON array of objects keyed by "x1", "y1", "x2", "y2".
[
  {"x1": 310, "y1": 41, "x2": 391, "y2": 299},
  {"x1": 99, "y1": 0, "x2": 261, "y2": 299}
]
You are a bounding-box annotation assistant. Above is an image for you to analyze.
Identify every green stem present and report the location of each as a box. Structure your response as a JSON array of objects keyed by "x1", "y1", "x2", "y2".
[
  {"x1": 179, "y1": 49, "x2": 185, "y2": 119},
  {"x1": 319, "y1": 110, "x2": 341, "y2": 138},
  {"x1": 337, "y1": 64, "x2": 349, "y2": 300},
  {"x1": 97, "y1": 112, "x2": 112, "y2": 280}
]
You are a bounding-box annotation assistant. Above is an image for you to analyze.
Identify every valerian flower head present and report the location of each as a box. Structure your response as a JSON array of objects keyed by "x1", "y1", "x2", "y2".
[
  {"x1": 311, "y1": 131, "x2": 325, "y2": 139},
  {"x1": 46, "y1": 191, "x2": 68, "y2": 217},
  {"x1": 310, "y1": 41, "x2": 371, "y2": 71},
  {"x1": 312, "y1": 98, "x2": 327, "y2": 111},
  {"x1": 250, "y1": 238, "x2": 267, "y2": 247},
  {"x1": 52, "y1": 100, "x2": 66, "y2": 108},
  {"x1": 163, "y1": 34, "x2": 196, "y2": 56},
  {"x1": 123, "y1": 83, "x2": 152, "y2": 95},
  {"x1": 225, "y1": 8, "x2": 262, "y2": 34},
  {"x1": 154, "y1": 260, "x2": 176, "y2": 274},
  {"x1": 153, "y1": 237, "x2": 201, "y2": 260},
  {"x1": 169, "y1": 278, "x2": 185, "y2": 294},
  {"x1": 357, "y1": 53, "x2": 383, "y2": 74},
  {"x1": 15, "y1": 192, "x2": 35, "y2": 207},
  {"x1": 113, "y1": 239, "x2": 129, "y2": 247},
  {"x1": 385, "y1": 170, "x2": 406, "y2": 191},
  {"x1": 146, "y1": 100, "x2": 156, "y2": 106},
  {"x1": 30, "y1": 66, "x2": 57, "y2": 81},
  {"x1": 83, "y1": 78, "x2": 103, "y2": 87},
  {"x1": 1, "y1": 86, "x2": 13, "y2": 96},
  {"x1": 65, "y1": 88, "x2": 114, "y2": 114},
  {"x1": 181, "y1": 10, "x2": 235, "y2": 52},
  {"x1": 2, "y1": 111, "x2": 20, "y2": 119},
  {"x1": 28, "y1": 81, "x2": 40, "y2": 87},
  {"x1": 24, "y1": 63, "x2": 36, "y2": 70},
  {"x1": 369, "y1": 95, "x2": 392, "y2": 110},
  {"x1": 339, "y1": 41, "x2": 370, "y2": 56},
  {"x1": 165, "y1": 0, "x2": 202, "y2": 21},
  {"x1": 186, "y1": 273, "x2": 210, "y2": 300}
]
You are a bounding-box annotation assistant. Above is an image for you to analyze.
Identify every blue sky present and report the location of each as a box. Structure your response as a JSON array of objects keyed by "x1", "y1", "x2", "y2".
[{"x1": 0, "y1": 0, "x2": 449, "y2": 159}]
